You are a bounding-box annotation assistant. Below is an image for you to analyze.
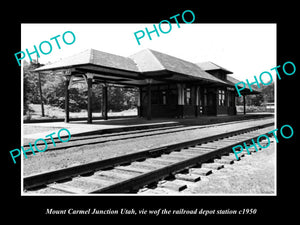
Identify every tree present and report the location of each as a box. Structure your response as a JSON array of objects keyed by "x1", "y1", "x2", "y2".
[
  {"x1": 235, "y1": 83, "x2": 274, "y2": 106},
  {"x1": 23, "y1": 62, "x2": 139, "y2": 117},
  {"x1": 261, "y1": 83, "x2": 274, "y2": 102},
  {"x1": 107, "y1": 86, "x2": 138, "y2": 111},
  {"x1": 23, "y1": 60, "x2": 42, "y2": 115},
  {"x1": 42, "y1": 75, "x2": 88, "y2": 112}
]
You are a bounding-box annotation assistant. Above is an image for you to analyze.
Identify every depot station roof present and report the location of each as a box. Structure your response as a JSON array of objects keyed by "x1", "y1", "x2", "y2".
[{"x1": 35, "y1": 48, "x2": 259, "y2": 94}]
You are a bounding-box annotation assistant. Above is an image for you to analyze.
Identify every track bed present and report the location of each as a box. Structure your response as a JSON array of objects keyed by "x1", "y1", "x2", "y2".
[{"x1": 24, "y1": 118, "x2": 274, "y2": 194}]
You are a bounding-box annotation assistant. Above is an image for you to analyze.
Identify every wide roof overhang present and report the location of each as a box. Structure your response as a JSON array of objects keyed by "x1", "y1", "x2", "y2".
[
  {"x1": 34, "y1": 48, "x2": 258, "y2": 93},
  {"x1": 35, "y1": 63, "x2": 235, "y2": 88},
  {"x1": 226, "y1": 75, "x2": 261, "y2": 96}
]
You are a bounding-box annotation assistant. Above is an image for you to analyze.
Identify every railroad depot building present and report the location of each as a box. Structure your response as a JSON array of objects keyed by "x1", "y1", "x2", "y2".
[{"x1": 35, "y1": 48, "x2": 258, "y2": 123}]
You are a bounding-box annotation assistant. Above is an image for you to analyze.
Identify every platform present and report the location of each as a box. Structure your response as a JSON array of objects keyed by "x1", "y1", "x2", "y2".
[{"x1": 23, "y1": 113, "x2": 274, "y2": 144}]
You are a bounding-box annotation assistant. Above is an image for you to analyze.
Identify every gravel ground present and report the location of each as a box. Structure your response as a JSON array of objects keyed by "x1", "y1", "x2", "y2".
[
  {"x1": 23, "y1": 125, "x2": 65, "y2": 135},
  {"x1": 180, "y1": 139, "x2": 276, "y2": 194},
  {"x1": 23, "y1": 118, "x2": 274, "y2": 176},
  {"x1": 27, "y1": 137, "x2": 276, "y2": 195}
]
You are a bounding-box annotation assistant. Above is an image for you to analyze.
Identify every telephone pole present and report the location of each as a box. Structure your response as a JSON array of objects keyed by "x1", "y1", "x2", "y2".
[{"x1": 36, "y1": 56, "x2": 45, "y2": 117}]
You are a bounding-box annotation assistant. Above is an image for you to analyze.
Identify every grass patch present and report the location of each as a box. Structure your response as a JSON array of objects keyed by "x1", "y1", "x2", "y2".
[{"x1": 24, "y1": 104, "x2": 137, "y2": 121}]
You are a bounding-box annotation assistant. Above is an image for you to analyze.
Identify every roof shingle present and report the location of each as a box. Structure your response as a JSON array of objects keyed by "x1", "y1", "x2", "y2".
[
  {"x1": 130, "y1": 49, "x2": 228, "y2": 84},
  {"x1": 35, "y1": 49, "x2": 140, "y2": 72},
  {"x1": 197, "y1": 61, "x2": 233, "y2": 74},
  {"x1": 35, "y1": 48, "x2": 234, "y2": 85}
]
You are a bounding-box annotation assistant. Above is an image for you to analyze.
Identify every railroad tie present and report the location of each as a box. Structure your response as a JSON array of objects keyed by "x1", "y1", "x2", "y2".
[
  {"x1": 96, "y1": 170, "x2": 136, "y2": 180},
  {"x1": 158, "y1": 181, "x2": 187, "y2": 192},
  {"x1": 178, "y1": 149, "x2": 203, "y2": 156},
  {"x1": 160, "y1": 154, "x2": 191, "y2": 161},
  {"x1": 131, "y1": 162, "x2": 166, "y2": 170},
  {"x1": 171, "y1": 151, "x2": 202, "y2": 158},
  {"x1": 138, "y1": 188, "x2": 165, "y2": 195},
  {"x1": 201, "y1": 163, "x2": 224, "y2": 170},
  {"x1": 75, "y1": 176, "x2": 115, "y2": 187},
  {"x1": 47, "y1": 183, "x2": 87, "y2": 194},
  {"x1": 174, "y1": 173, "x2": 201, "y2": 182},
  {"x1": 189, "y1": 168, "x2": 212, "y2": 176},
  {"x1": 214, "y1": 158, "x2": 234, "y2": 164},
  {"x1": 146, "y1": 158, "x2": 178, "y2": 165},
  {"x1": 220, "y1": 155, "x2": 239, "y2": 161},
  {"x1": 189, "y1": 146, "x2": 218, "y2": 151},
  {"x1": 114, "y1": 165, "x2": 151, "y2": 174}
]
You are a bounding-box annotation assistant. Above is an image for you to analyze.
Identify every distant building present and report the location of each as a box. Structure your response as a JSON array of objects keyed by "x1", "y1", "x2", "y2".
[{"x1": 262, "y1": 102, "x2": 275, "y2": 112}]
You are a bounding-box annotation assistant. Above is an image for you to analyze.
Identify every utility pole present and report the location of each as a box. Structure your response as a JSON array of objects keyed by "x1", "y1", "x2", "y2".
[{"x1": 36, "y1": 56, "x2": 45, "y2": 117}]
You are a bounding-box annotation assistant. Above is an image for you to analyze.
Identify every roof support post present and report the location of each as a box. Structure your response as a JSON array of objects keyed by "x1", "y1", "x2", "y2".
[
  {"x1": 243, "y1": 94, "x2": 246, "y2": 115},
  {"x1": 102, "y1": 83, "x2": 108, "y2": 120},
  {"x1": 177, "y1": 84, "x2": 184, "y2": 118},
  {"x1": 177, "y1": 84, "x2": 184, "y2": 105},
  {"x1": 86, "y1": 73, "x2": 94, "y2": 124},
  {"x1": 137, "y1": 87, "x2": 142, "y2": 117},
  {"x1": 195, "y1": 86, "x2": 199, "y2": 117},
  {"x1": 64, "y1": 75, "x2": 71, "y2": 123},
  {"x1": 146, "y1": 79, "x2": 152, "y2": 120}
]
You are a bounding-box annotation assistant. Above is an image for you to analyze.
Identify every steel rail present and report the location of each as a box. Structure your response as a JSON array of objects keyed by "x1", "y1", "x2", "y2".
[
  {"x1": 90, "y1": 127, "x2": 273, "y2": 193},
  {"x1": 24, "y1": 117, "x2": 272, "y2": 152},
  {"x1": 24, "y1": 121, "x2": 274, "y2": 191}
]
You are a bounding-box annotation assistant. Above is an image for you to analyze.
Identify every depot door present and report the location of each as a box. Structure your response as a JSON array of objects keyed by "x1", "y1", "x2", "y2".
[{"x1": 206, "y1": 91, "x2": 217, "y2": 116}]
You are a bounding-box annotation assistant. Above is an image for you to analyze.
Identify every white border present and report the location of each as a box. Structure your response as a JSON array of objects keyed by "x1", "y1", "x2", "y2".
[{"x1": 21, "y1": 23, "x2": 277, "y2": 197}]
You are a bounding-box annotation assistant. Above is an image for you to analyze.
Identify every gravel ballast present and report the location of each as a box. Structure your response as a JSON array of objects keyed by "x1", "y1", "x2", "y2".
[{"x1": 23, "y1": 118, "x2": 274, "y2": 176}]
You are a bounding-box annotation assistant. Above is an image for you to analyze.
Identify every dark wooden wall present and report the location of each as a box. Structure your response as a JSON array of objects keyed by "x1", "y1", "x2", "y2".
[{"x1": 139, "y1": 83, "x2": 236, "y2": 118}]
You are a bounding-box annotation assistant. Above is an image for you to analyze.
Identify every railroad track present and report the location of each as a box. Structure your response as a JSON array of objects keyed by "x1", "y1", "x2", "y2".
[
  {"x1": 24, "y1": 117, "x2": 273, "y2": 154},
  {"x1": 24, "y1": 121, "x2": 274, "y2": 194}
]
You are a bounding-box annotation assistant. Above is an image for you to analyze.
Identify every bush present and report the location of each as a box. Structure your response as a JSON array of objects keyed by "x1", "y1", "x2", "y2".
[
  {"x1": 25, "y1": 68, "x2": 138, "y2": 113},
  {"x1": 42, "y1": 76, "x2": 88, "y2": 112},
  {"x1": 236, "y1": 105, "x2": 269, "y2": 113}
]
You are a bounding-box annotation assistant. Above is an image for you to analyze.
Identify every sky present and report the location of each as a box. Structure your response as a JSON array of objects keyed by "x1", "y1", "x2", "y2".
[{"x1": 21, "y1": 23, "x2": 276, "y2": 81}]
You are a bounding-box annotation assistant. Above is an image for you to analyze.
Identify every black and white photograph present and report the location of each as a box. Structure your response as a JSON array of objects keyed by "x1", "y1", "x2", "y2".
[
  {"x1": 3, "y1": 5, "x2": 297, "y2": 220},
  {"x1": 21, "y1": 23, "x2": 276, "y2": 196}
]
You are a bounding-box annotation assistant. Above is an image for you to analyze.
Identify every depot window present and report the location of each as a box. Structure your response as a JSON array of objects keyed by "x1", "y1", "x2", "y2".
[
  {"x1": 185, "y1": 88, "x2": 192, "y2": 105},
  {"x1": 218, "y1": 89, "x2": 225, "y2": 106}
]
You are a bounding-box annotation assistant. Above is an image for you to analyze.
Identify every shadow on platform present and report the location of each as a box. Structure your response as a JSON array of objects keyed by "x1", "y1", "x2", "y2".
[
  {"x1": 23, "y1": 113, "x2": 274, "y2": 143},
  {"x1": 68, "y1": 113, "x2": 274, "y2": 126}
]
